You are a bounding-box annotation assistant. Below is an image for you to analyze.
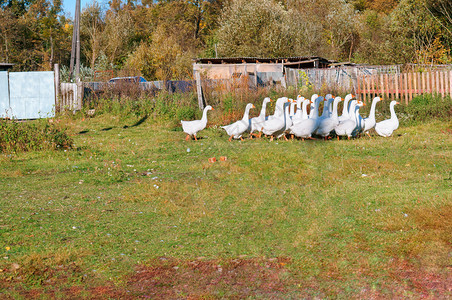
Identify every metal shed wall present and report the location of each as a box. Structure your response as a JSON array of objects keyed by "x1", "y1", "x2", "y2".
[
  {"x1": 0, "y1": 71, "x2": 9, "y2": 117},
  {"x1": 9, "y1": 71, "x2": 55, "y2": 119}
]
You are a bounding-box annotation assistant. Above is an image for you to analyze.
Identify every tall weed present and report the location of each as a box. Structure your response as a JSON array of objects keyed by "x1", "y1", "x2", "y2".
[{"x1": 0, "y1": 119, "x2": 73, "y2": 153}]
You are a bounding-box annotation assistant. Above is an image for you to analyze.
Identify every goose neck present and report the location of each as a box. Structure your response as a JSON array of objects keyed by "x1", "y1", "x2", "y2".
[{"x1": 390, "y1": 103, "x2": 398, "y2": 120}]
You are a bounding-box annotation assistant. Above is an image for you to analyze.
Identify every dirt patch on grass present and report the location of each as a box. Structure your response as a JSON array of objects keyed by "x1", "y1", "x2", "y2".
[
  {"x1": 385, "y1": 258, "x2": 452, "y2": 298},
  {"x1": 127, "y1": 256, "x2": 293, "y2": 298},
  {"x1": 1, "y1": 257, "x2": 295, "y2": 299},
  {"x1": 2, "y1": 254, "x2": 451, "y2": 299}
]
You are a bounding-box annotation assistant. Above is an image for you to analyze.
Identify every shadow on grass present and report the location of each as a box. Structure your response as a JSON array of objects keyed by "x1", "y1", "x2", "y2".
[
  {"x1": 79, "y1": 115, "x2": 149, "y2": 133},
  {"x1": 123, "y1": 115, "x2": 148, "y2": 129}
]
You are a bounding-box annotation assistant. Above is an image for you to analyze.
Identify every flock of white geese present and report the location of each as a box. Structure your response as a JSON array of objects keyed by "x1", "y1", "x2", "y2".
[{"x1": 181, "y1": 94, "x2": 400, "y2": 141}]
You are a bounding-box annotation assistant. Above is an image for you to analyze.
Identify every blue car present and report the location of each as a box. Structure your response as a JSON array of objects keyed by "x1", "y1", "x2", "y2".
[{"x1": 108, "y1": 76, "x2": 147, "y2": 83}]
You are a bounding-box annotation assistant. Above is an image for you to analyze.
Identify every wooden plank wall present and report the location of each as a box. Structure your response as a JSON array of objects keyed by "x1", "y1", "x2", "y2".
[
  {"x1": 60, "y1": 82, "x2": 82, "y2": 111},
  {"x1": 356, "y1": 69, "x2": 452, "y2": 103}
]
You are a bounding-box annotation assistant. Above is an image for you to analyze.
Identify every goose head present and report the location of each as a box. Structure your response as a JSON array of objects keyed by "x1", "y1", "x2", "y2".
[
  {"x1": 296, "y1": 96, "x2": 305, "y2": 108},
  {"x1": 263, "y1": 97, "x2": 272, "y2": 104},
  {"x1": 344, "y1": 94, "x2": 355, "y2": 102},
  {"x1": 391, "y1": 100, "x2": 399, "y2": 106},
  {"x1": 310, "y1": 94, "x2": 319, "y2": 102}
]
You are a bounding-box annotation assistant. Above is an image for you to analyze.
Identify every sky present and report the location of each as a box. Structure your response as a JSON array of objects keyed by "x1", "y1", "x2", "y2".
[
  {"x1": 62, "y1": 0, "x2": 108, "y2": 19},
  {"x1": 63, "y1": 0, "x2": 86, "y2": 18}
]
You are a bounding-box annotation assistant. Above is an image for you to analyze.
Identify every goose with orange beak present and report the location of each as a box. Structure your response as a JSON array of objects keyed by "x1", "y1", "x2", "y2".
[
  {"x1": 261, "y1": 98, "x2": 292, "y2": 141},
  {"x1": 375, "y1": 100, "x2": 400, "y2": 137},
  {"x1": 249, "y1": 97, "x2": 272, "y2": 138},
  {"x1": 335, "y1": 100, "x2": 364, "y2": 140},
  {"x1": 338, "y1": 93, "x2": 355, "y2": 123},
  {"x1": 289, "y1": 96, "x2": 323, "y2": 140},
  {"x1": 222, "y1": 103, "x2": 255, "y2": 141},
  {"x1": 181, "y1": 105, "x2": 214, "y2": 141},
  {"x1": 363, "y1": 96, "x2": 382, "y2": 137}
]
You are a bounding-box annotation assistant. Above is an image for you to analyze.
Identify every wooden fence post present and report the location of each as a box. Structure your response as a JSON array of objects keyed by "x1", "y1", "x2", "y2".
[
  {"x1": 403, "y1": 73, "x2": 408, "y2": 104},
  {"x1": 408, "y1": 72, "x2": 412, "y2": 102},
  {"x1": 76, "y1": 78, "x2": 83, "y2": 111},
  {"x1": 440, "y1": 70, "x2": 445, "y2": 97},
  {"x1": 417, "y1": 72, "x2": 421, "y2": 94},
  {"x1": 413, "y1": 71, "x2": 417, "y2": 97},
  {"x1": 435, "y1": 71, "x2": 440, "y2": 95},
  {"x1": 379, "y1": 74, "x2": 384, "y2": 99},
  {"x1": 421, "y1": 72, "x2": 425, "y2": 94},
  {"x1": 392, "y1": 74, "x2": 396, "y2": 100},
  {"x1": 395, "y1": 73, "x2": 399, "y2": 100},
  {"x1": 449, "y1": 70, "x2": 452, "y2": 97},
  {"x1": 194, "y1": 71, "x2": 204, "y2": 109},
  {"x1": 444, "y1": 70, "x2": 449, "y2": 96},
  {"x1": 356, "y1": 71, "x2": 361, "y2": 102},
  {"x1": 54, "y1": 64, "x2": 60, "y2": 113},
  {"x1": 384, "y1": 74, "x2": 389, "y2": 99}
]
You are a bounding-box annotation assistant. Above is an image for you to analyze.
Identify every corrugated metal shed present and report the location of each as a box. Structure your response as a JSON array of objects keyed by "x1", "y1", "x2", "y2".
[{"x1": 192, "y1": 56, "x2": 333, "y2": 109}]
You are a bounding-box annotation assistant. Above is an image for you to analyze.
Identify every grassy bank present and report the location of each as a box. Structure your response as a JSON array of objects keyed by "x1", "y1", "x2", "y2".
[{"x1": 0, "y1": 110, "x2": 451, "y2": 298}]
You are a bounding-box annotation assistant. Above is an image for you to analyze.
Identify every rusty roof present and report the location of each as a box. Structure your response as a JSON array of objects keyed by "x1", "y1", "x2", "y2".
[{"x1": 193, "y1": 56, "x2": 332, "y2": 65}]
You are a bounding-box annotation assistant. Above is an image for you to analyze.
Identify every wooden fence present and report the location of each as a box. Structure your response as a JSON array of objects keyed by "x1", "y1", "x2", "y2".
[
  {"x1": 288, "y1": 66, "x2": 452, "y2": 103},
  {"x1": 356, "y1": 69, "x2": 452, "y2": 104},
  {"x1": 59, "y1": 82, "x2": 83, "y2": 111}
]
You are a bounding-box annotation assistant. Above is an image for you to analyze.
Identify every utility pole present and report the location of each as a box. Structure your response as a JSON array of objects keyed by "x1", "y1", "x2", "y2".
[
  {"x1": 69, "y1": 0, "x2": 81, "y2": 82},
  {"x1": 75, "y1": 0, "x2": 80, "y2": 82}
]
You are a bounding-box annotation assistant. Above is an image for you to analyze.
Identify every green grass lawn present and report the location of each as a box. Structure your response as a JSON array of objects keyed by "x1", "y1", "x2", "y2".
[{"x1": 1, "y1": 114, "x2": 451, "y2": 298}]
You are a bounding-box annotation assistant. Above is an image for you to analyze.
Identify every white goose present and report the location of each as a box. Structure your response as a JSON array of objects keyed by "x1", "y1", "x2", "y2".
[
  {"x1": 318, "y1": 95, "x2": 333, "y2": 122},
  {"x1": 375, "y1": 100, "x2": 399, "y2": 137},
  {"x1": 222, "y1": 103, "x2": 255, "y2": 141},
  {"x1": 181, "y1": 105, "x2": 213, "y2": 141},
  {"x1": 261, "y1": 99, "x2": 290, "y2": 141},
  {"x1": 267, "y1": 97, "x2": 287, "y2": 121},
  {"x1": 325, "y1": 94, "x2": 334, "y2": 117},
  {"x1": 289, "y1": 96, "x2": 323, "y2": 140},
  {"x1": 335, "y1": 100, "x2": 363, "y2": 140},
  {"x1": 338, "y1": 94, "x2": 355, "y2": 123},
  {"x1": 315, "y1": 96, "x2": 342, "y2": 138},
  {"x1": 277, "y1": 101, "x2": 293, "y2": 140},
  {"x1": 363, "y1": 96, "x2": 382, "y2": 137},
  {"x1": 292, "y1": 95, "x2": 306, "y2": 122},
  {"x1": 308, "y1": 94, "x2": 319, "y2": 118},
  {"x1": 250, "y1": 97, "x2": 272, "y2": 137},
  {"x1": 292, "y1": 97, "x2": 310, "y2": 124},
  {"x1": 289, "y1": 99, "x2": 297, "y2": 119}
]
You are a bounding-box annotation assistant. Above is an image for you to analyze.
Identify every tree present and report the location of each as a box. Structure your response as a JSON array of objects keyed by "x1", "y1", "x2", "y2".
[
  {"x1": 0, "y1": 8, "x2": 17, "y2": 63},
  {"x1": 103, "y1": 6, "x2": 134, "y2": 68},
  {"x1": 80, "y1": 0, "x2": 105, "y2": 70},
  {"x1": 216, "y1": 0, "x2": 295, "y2": 57}
]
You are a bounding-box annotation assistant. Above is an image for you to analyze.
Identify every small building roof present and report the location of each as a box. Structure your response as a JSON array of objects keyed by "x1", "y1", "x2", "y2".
[
  {"x1": 0, "y1": 63, "x2": 14, "y2": 71},
  {"x1": 193, "y1": 56, "x2": 331, "y2": 68}
]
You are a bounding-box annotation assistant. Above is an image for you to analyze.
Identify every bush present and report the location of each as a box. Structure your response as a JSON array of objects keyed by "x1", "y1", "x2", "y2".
[
  {"x1": 0, "y1": 119, "x2": 73, "y2": 153},
  {"x1": 406, "y1": 94, "x2": 452, "y2": 124}
]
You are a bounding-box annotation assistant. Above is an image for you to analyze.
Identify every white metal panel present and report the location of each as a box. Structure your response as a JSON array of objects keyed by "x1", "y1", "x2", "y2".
[
  {"x1": 9, "y1": 71, "x2": 55, "y2": 119},
  {"x1": 0, "y1": 71, "x2": 9, "y2": 117}
]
